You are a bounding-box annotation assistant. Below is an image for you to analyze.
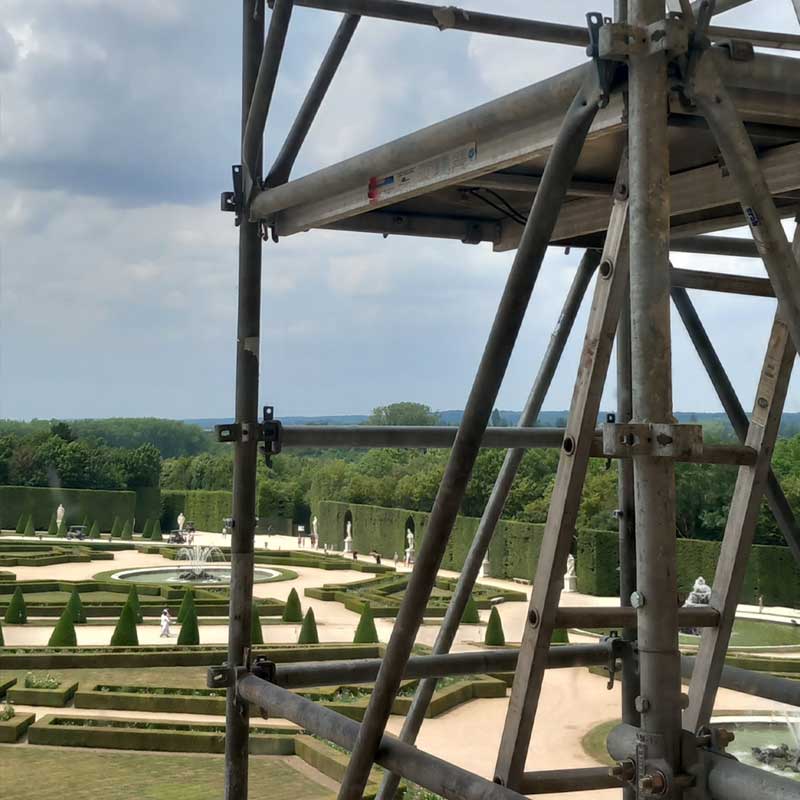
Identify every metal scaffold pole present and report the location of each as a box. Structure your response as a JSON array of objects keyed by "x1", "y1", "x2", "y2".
[{"x1": 627, "y1": 0, "x2": 682, "y2": 794}]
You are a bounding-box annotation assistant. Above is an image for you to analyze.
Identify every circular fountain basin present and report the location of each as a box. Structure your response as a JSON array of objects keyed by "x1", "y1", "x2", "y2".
[
  {"x1": 109, "y1": 566, "x2": 282, "y2": 585},
  {"x1": 714, "y1": 716, "x2": 800, "y2": 781}
]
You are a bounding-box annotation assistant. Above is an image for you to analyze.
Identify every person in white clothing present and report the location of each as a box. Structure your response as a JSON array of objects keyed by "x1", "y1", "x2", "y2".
[{"x1": 160, "y1": 608, "x2": 173, "y2": 638}]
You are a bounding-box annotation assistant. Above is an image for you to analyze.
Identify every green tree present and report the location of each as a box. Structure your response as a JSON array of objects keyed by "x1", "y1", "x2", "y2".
[
  {"x1": 298, "y1": 608, "x2": 319, "y2": 645},
  {"x1": 367, "y1": 402, "x2": 439, "y2": 426},
  {"x1": 126, "y1": 585, "x2": 143, "y2": 623},
  {"x1": 461, "y1": 596, "x2": 480, "y2": 624},
  {"x1": 251, "y1": 602, "x2": 264, "y2": 646},
  {"x1": 110, "y1": 602, "x2": 139, "y2": 646},
  {"x1": 67, "y1": 586, "x2": 86, "y2": 624},
  {"x1": 178, "y1": 588, "x2": 195, "y2": 624},
  {"x1": 50, "y1": 420, "x2": 75, "y2": 442},
  {"x1": 282, "y1": 588, "x2": 303, "y2": 622},
  {"x1": 142, "y1": 519, "x2": 153, "y2": 539},
  {"x1": 151, "y1": 520, "x2": 162, "y2": 542},
  {"x1": 353, "y1": 603, "x2": 379, "y2": 644},
  {"x1": 4, "y1": 587, "x2": 27, "y2": 624},
  {"x1": 178, "y1": 603, "x2": 200, "y2": 645},
  {"x1": 48, "y1": 607, "x2": 77, "y2": 647},
  {"x1": 484, "y1": 607, "x2": 505, "y2": 646}
]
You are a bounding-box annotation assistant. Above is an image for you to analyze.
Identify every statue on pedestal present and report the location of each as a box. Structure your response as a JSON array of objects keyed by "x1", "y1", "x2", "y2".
[
  {"x1": 563, "y1": 553, "x2": 577, "y2": 593},
  {"x1": 56, "y1": 504, "x2": 66, "y2": 529},
  {"x1": 177, "y1": 512, "x2": 186, "y2": 532},
  {"x1": 344, "y1": 519, "x2": 353, "y2": 553},
  {"x1": 311, "y1": 516, "x2": 319, "y2": 548},
  {"x1": 404, "y1": 527, "x2": 415, "y2": 567}
]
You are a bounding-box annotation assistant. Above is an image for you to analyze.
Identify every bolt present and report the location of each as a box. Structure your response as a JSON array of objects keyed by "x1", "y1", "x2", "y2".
[
  {"x1": 639, "y1": 771, "x2": 667, "y2": 795},
  {"x1": 634, "y1": 695, "x2": 650, "y2": 713},
  {"x1": 630, "y1": 591, "x2": 645, "y2": 609},
  {"x1": 528, "y1": 609, "x2": 540, "y2": 627}
]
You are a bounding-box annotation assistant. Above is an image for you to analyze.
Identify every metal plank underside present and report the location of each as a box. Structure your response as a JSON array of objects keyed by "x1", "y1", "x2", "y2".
[{"x1": 256, "y1": 51, "x2": 800, "y2": 241}]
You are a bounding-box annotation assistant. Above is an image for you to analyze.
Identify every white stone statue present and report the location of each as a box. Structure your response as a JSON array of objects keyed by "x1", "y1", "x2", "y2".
[
  {"x1": 406, "y1": 528, "x2": 415, "y2": 550},
  {"x1": 312, "y1": 516, "x2": 319, "y2": 537},
  {"x1": 344, "y1": 519, "x2": 353, "y2": 553},
  {"x1": 563, "y1": 553, "x2": 577, "y2": 593},
  {"x1": 177, "y1": 512, "x2": 186, "y2": 532},
  {"x1": 56, "y1": 504, "x2": 65, "y2": 527},
  {"x1": 684, "y1": 576, "x2": 711, "y2": 607}
]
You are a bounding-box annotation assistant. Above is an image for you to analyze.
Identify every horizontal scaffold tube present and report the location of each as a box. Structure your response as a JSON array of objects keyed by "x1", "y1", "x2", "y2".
[
  {"x1": 278, "y1": 425, "x2": 757, "y2": 465},
  {"x1": 681, "y1": 655, "x2": 800, "y2": 707},
  {"x1": 519, "y1": 767, "x2": 622, "y2": 794},
  {"x1": 237, "y1": 675, "x2": 531, "y2": 800},
  {"x1": 268, "y1": 644, "x2": 612, "y2": 689},
  {"x1": 556, "y1": 606, "x2": 719, "y2": 630},
  {"x1": 607, "y1": 723, "x2": 800, "y2": 800}
]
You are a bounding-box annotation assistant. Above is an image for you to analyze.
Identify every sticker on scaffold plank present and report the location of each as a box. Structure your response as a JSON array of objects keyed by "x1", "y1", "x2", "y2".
[{"x1": 367, "y1": 142, "x2": 478, "y2": 203}]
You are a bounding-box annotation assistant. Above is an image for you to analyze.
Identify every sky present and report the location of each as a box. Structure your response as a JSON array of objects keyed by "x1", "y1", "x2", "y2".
[{"x1": 1, "y1": 0, "x2": 800, "y2": 421}]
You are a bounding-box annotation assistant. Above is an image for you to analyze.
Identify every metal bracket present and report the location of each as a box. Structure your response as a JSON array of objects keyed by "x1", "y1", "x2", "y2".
[
  {"x1": 221, "y1": 164, "x2": 244, "y2": 226},
  {"x1": 598, "y1": 18, "x2": 690, "y2": 62},
  {"x1": 207, "y1": 663, "x2": 246, "y2": 689},
  {"x1": 586, "y1": 13, "x2": 616, "y2": 108},
  {"x1": 603, "y1": 634, "x2": 625, "y2": 690},
  {"x1": 602, "y1": 422, "x2": 703, "y2": 459},
  {"x1": 214, "y1": 421, "x2": 263, "y2": 444},
  {"x1": 261, "y1": 405, "x2": 283, "y2": 468}
]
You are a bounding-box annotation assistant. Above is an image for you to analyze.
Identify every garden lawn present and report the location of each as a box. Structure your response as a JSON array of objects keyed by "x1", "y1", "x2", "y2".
[{"x1": 0, "y1": 747, "x2": 334, "y2": 800}]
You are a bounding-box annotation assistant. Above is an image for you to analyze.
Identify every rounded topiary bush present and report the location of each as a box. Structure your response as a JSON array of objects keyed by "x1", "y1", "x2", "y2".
[
  {"x1": 461, "y1": 596, "x2": 480, "y2": 624},
  {"x1": 251, "y1": 602, "x2": 264, "y2": 646},
  {"x1": 177, "y1": 603, "x2": 200, "y2": 646},
  {"x1": 353, "y1": 603, "x2": 379, "y2": 644},
  {"x1": 48, "y1": 607, "x2": 77, "y2": 647},
  {"x1": 4, "y1": 587, "x2": 27, "y2": 624},
  {"x1": 484, "y1": 606, "x2": 505, "y2": 647},
  {"x1": 110, "y1": 602, "x2": 139, "y2": 647},
  {"x1": 178, "y1": 588, "x2": 195, "y2": 624},
  {"x1": 24, "y1": 517, "x2": 35, "y2": 537},
  {"x1": 282, "y1": 588, "x2": 303, "y2": 622},
  {"x1": 298, "y1": 608, "x2": 319, "y2": 645},
  {"x1": 67, "y1": 587, "x2": 86, "y2": 624}
]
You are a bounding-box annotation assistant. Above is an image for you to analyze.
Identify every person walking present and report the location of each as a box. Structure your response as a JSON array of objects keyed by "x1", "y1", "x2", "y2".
[{"x1": 160, "y1": 608, "x2": 173, "y2": 638}]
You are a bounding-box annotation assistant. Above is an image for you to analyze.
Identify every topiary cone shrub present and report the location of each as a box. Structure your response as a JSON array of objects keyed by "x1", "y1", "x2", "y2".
[
  {"x1": 127, "y1": 585, "x2": 143, "y2": 623},
  {"x1": 121, "y1": 519, "x2": 133, "y2": 540},
  {"x1": 150, "y1": 520, "x2": 162, "y2": 542},
  {"x1": 48, "y1": 607, "x2": 77, "y2": 647},
  {"x1": 47, "y1": 514, "x2": 58, "y2": 537},
  {"x1": 4, "y1": 587, "x2": 27, "y2": 624},
  {"x1": 251, "y1": 602, "x2": 264, "y2": 646},
  {"x1": 177, "y1": 603, "x2": 200, "y2": 646},
  {"x1": 57, "y1": 519, "x2": 68, "y2": 537},
  {"x1": 551, "y1": 628, "x2": 570, "y2": 645},
  {"x1": 484, "y1": 606, "x2": 505, "y2": 647},
  {"x1": 24, "y1": 517, "x2": 35, "y2": 537},
  {"x1": 461, "y1": 596, "x2": 480, "y2": 624},
  {"x1": 88, "y1": 520, "x2": 100, "y2": 539},
  {"x1": 67, "y1": 587, "x2": 86, "y2": 624},
  {"x1": 0, "y1": 618, "x2": 4, "y2": 646},
  {"x1": 110, "y1": 602, "x2": 139, "y2": 647},
  {"x1": 110, "y1": 517, "x2": 121, "y2": 538},
  {"x1": 15, "y1": 514, "x2": 27, "y2": 534},
  {"x1": 353, "y1": 603, "x2": 379, "y2": 644},
  {"x1": 282, "y1": 588, "x2": 303, "y2": 622},
  {"x1": 178, "y1": 588, "x2": 195, "y2": 624},
  {"x1": 142, "y1": 519, "x2": 153, "y2": 539},
  {"x1": 298, "y1": 608, "x2": 319, "y2": 645}
]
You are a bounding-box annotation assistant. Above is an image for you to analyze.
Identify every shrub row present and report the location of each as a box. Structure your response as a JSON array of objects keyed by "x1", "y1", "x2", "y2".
[
  {"x1": 7, "y1": 680, "x2": 79, "y2": 707},
  {"x1": 577, "y1": 529, "x2": 800, "y2": 606},
  {"x1": 0, "y1": 486, "x2": 137, "y2": 531},
  {"x1": 0, "y1": 643, "x2": 383, "y2": 670},
  {"x1": 0, "y1": 711, "x2": 35, "y2": 743}
]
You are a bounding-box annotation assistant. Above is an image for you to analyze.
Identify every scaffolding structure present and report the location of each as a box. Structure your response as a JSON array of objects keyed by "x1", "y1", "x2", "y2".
[{"x1": 214, "y1": 1, "x2": 800, "y2": 798}]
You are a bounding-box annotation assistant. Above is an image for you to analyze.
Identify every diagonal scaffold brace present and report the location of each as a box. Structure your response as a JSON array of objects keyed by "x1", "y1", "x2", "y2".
[
  {"x1": 334, "y1": 62, "x2": 610, "y2": 800},
  {"x1": 493, "y1": 159, "x2": 630, "y2": 789}
]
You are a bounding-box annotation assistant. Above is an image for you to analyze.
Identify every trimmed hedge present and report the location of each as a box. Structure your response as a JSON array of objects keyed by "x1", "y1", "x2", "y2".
[
  {"x1": 48, "y1": 608, "x2": 77, "y2": 647},
  {"x1": 4, "y1": 587, "x2": 27, "y2": 624},
  {"x1": 485, "y1": 607, "x2": 505, "y2": 646},
  {"x1": 67, "y1": 587, "x2": 86, "y2": 624},
  {"x1": 577, "y1": 529, "x2": 800, "y2": 606},
  {"x1": 161, "y1": 490, "x2": 232, "y2": 533},
  {"x1": 251, "y1": 602, "x2": 264, "y2": 646},
  {"x1": 353, "y1": 603, "x2": 379, "y2": 644},
  {"x1": 0, "y1": 486, "x2": 137, "y2": 532},
  {"x1": 178, "y1": 588, "x2": 195, "y2": 624},
  {"x1": 298, "y1": 608, "x2": 319, "y2": 644},
  {"x1": 8, "y1": 680, "x2": 79, "y2": 707},
  {"x1": 110, "y1": 603, "x2": 139, "y2": 647},
  {"x1": 0, "y1": 711, "x2": 35, "y2": 743},
  {"x1": 282, "y1": 588, "x2": 303, "y2": 622},
  {"x1": 177, "y1": 603, "x2": 200, "y2": 646}
]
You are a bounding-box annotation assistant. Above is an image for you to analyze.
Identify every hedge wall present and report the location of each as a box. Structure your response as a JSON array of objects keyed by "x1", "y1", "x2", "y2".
[
  {"x1": 160, "y1": 490, "x2": 232, "y2": 533},
  {"x1": 576, "y1": 529, "x2": 800, "y2": 606},
  {"x1": 0, "y1": 486, "x2": 136, "y2": 532},
  {"x1": 133, "y1": 487, "x2": 161, "y2": 532},
  {"x1": 317, "y1": 501, "x2": 546, "y2": 582}
]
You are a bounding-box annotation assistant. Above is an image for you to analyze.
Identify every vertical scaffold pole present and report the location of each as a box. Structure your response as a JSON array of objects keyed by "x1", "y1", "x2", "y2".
[
  {"x1": 628, "y1": 0, "x2": 683, "y2": 793},
  {"x1": 225, "y1": 2, "x2": 265, "y2": 797}
]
